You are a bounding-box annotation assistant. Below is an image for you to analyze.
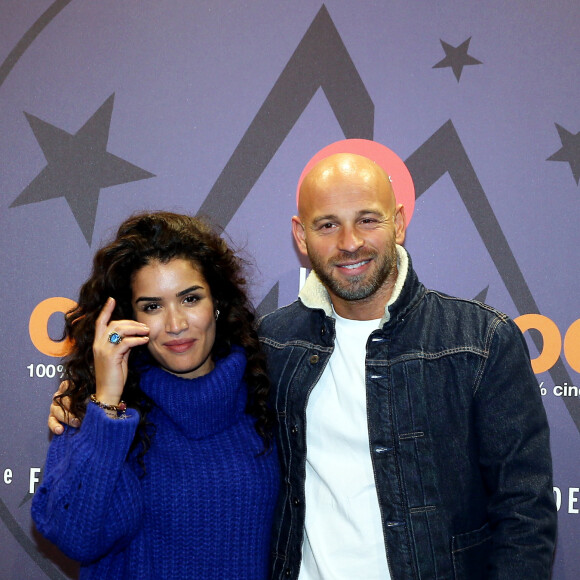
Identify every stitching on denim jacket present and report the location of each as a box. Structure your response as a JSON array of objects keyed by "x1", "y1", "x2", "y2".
[
  {"x1": 384, "y1": 346, "x2": 488, "y2": 368},
  {"x1": 473, "y1": 315, "x2": 504, "y2": 395},
  {"x1": 259, "y1": 336, "x2": 333, "y2": 352},
  {"x1": 399, "y1": 431, "x2": 425, "y2": 440},
  {"x1": 409, "y1": 505, "x2": 437, "y2": 514},
  {"x1": 451, "y1": 533, "x2": 492, "y2": 553}
]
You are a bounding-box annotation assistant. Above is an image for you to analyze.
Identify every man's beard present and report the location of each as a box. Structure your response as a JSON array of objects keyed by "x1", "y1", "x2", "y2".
[{"x1": 307, "y1": 243, "x2": 398, "y2": 302}]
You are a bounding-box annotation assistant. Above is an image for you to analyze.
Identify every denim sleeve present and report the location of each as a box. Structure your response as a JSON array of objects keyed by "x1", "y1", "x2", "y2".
[
  {"x1": 31, "y1": 402, "x2": 144, "y2": 564},
  {"x1": 473, "y1": 317, "x2": 557, "y2": 579}
]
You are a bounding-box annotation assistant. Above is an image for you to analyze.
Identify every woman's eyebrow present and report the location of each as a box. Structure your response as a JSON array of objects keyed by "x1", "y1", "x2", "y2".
[{"x1": 176, "y1": 285, "x2": 203, "y2": 297}]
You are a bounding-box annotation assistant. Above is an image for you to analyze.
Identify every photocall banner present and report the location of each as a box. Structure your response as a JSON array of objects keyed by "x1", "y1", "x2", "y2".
[{"x1": 1, "y1": 1, "x2": 578, "y2": 578}]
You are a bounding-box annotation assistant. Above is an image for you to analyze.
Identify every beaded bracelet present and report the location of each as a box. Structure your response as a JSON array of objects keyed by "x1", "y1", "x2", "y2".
[{"x1": 90, "y1": 394, "x2": 127, "y2": 418}]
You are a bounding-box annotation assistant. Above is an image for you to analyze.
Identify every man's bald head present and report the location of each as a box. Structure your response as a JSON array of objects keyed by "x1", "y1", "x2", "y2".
[{"x1": 298, "y1": 153, "x2": 396, "y2": 218}]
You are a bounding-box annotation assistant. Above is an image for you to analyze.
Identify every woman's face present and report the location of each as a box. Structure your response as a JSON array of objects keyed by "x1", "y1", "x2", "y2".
[{"x1": 131, "y1": 258, "x2": 216, "y2": 379}]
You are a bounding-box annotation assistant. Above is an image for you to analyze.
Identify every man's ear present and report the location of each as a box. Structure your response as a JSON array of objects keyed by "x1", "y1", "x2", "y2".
[
  {"x1": 394, "y1": 204, "x2": 406, "y2": 245},
  {"x1": 291, "y1": 216, "x2": 308, "y2": 256}
]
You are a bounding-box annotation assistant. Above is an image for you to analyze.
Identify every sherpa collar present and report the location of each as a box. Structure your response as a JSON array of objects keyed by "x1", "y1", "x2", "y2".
[{"x1": 297, "y1": 244, "x2": 409, "y2": 326}]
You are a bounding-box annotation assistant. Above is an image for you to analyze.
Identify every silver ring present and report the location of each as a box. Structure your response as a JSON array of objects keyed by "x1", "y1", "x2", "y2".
[{"x1": 108, "y1": 331, "x2": 123, "y2": 345}]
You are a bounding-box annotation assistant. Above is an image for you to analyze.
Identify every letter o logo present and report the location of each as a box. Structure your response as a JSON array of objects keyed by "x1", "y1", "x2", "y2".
[
  {"x1": 515, "y1": 314, "x2": 561, "y2": 374},
  {"x1": 564, "y1": 319, "x2": 580, "y2": 373},
  {"x1": 29, "y1": 297, "x2": 76, "y2": 357}
]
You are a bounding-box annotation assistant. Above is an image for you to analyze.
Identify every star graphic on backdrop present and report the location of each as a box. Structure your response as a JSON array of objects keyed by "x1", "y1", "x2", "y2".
[
  {"x1": 433, "y1": 37, "x2": 482, "y2": 82},
  {"x1": 547, "y1": 123, "x2": 580, "y2": 185},
  {"x1": 10, "y1": 94, "x2": 155, "y2": 244}
]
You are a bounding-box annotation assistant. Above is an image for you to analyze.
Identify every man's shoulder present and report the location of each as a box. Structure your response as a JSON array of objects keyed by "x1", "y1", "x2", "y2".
[
  {"x1": 258, "y1": 299, "x2": 307, "y2": 324},
  {"x1": 423, "y1": 288, "x2": 510, "y2": 323},
  {"x1": 257, "y1": 300, "x2": 318, "y2": 340},
  {"x1": 417, "y1": 288, "x2": 523, "y2": 346}
]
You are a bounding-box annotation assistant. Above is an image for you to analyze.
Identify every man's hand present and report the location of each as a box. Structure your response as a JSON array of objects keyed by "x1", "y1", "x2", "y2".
[{"x1": 48, "y1": 380, "x2": 80, "y2": 435}]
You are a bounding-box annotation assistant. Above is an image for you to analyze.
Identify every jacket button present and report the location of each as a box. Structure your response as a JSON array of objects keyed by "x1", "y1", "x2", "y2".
[
  {"x1": 310, "y1": 354, "x2": 319, "y2": 364},
  {"x1": 291, "y1": 425, "x2": 298, "y2": 435},
  {"x1": 321, "y1": 327, "x2": 326, "y2": 336},
  {"x1": 293, "y1": 497, "x2": 300, "y2": 506},
  {"x1": 285, "y1": 568, "x2": 292, "y2": 577}
]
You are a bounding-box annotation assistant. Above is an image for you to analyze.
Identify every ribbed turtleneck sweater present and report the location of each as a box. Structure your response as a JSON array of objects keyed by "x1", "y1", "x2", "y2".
[{"x1": 32, "y1": 348, "x2": 280, "y2": 579}]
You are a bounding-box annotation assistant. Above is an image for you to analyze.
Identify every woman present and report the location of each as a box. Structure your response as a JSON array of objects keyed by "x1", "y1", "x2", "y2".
[{"x1": 32, "y1": 211, "x2": 280, "y2": 579}]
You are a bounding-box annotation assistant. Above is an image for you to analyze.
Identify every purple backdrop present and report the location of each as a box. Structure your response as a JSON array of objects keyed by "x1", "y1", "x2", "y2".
[{"x1": 1, "y1": 1, "x2": 578, "y2": 578}]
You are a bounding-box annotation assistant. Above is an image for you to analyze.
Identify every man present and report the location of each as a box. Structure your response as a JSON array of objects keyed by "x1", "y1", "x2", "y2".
[{"x1": 258, "y1": 151, "x2": 556, "y2": 579}]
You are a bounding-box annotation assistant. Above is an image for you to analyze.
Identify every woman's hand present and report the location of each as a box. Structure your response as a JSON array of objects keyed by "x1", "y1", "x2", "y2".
[{"x1": 93, "y1": 297, "x2": 149, "y2": 406}]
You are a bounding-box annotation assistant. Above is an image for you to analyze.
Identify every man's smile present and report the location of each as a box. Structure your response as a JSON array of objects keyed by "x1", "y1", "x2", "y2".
[{"x1": 338, "y1": 260, "x2": 371, "y2": 270}]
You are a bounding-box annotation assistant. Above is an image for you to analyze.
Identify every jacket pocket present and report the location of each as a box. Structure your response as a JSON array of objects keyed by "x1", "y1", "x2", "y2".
[{"x1": 451, "y1": 522, "x2": 492, "y2": 580}]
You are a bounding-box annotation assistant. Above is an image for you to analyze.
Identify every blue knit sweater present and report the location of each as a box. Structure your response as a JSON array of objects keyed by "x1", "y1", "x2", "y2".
[{"x1": 32, "y1": 348, "x2": 280, "y2": 579}]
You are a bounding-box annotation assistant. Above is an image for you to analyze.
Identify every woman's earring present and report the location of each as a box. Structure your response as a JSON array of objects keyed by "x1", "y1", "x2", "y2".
[{"x1": 215, "y1": 309, "x2": 220, "y2": 320}]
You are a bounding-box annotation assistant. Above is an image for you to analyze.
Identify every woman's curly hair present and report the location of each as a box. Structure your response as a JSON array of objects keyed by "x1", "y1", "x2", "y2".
[{"x1": 57, "y1": 211, "x2": 275, "y2": 461}]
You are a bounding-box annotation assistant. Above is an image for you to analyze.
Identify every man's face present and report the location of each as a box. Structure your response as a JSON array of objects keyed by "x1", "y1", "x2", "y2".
[{"x1": 292, "y1": 155, "x2": 405, "y2": 317}]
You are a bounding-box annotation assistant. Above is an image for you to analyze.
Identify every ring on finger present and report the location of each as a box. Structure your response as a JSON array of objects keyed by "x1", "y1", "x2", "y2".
[{"x1": 108, "y1": 331, "x2": 123, "y2": 345}]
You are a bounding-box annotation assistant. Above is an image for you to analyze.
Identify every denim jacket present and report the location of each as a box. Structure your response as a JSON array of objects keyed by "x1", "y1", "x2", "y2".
[{"x1": 258, "y1": 246, "x2": 556, "y2": 580}]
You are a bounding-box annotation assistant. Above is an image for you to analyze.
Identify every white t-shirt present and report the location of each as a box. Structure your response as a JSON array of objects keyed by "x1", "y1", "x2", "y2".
[{"x1": 298, "y1": 312, "x2": 392, "y2": 580}]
